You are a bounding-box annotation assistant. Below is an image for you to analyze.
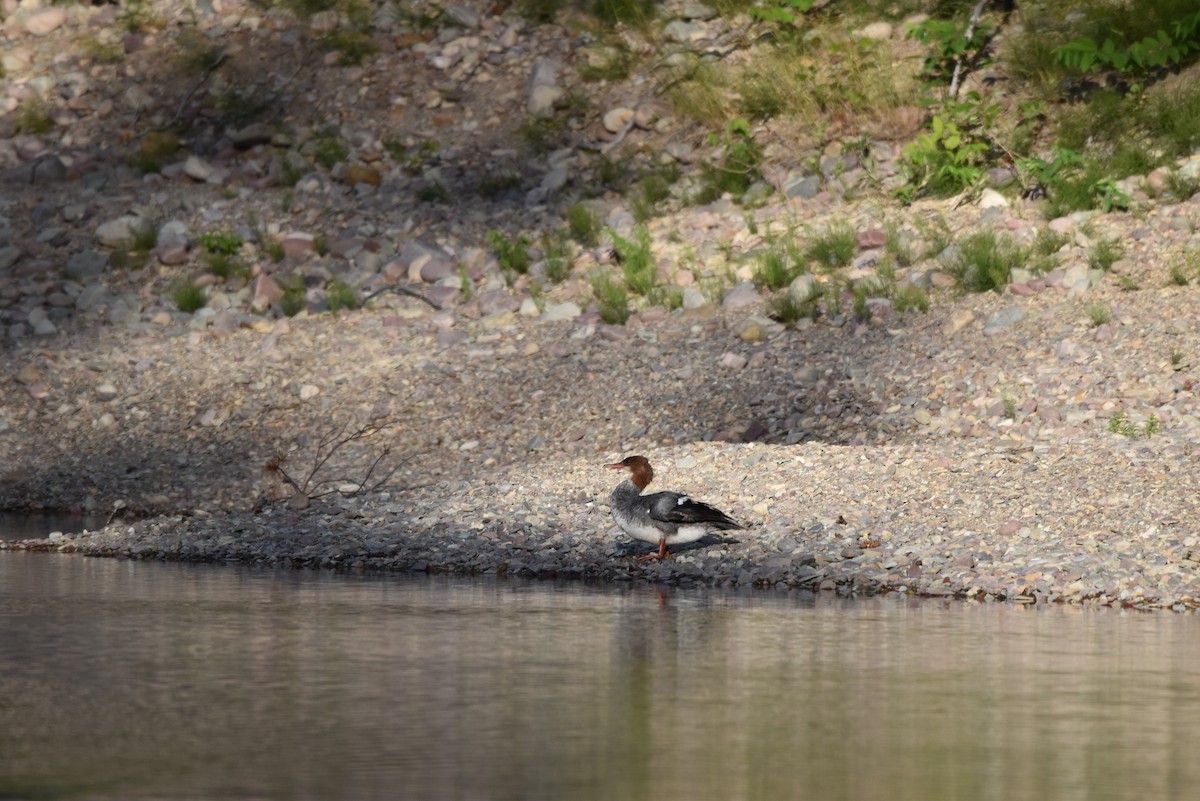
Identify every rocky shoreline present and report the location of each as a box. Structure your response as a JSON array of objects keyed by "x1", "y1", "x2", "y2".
[{"x1": 3, "y1": 0, "x2": 1200, "y2": 610}]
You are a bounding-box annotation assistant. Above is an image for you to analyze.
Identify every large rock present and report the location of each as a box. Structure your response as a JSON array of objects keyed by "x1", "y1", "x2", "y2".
[
  {"x1": 25, "y1": 8, "x2": 67, "y2": 36},
  {"x1": 64, "y1": 250, "x2": 109, "y2": 281},
  {"x1": 95, "y1": 216, "x2": 147, "y2": 248}
]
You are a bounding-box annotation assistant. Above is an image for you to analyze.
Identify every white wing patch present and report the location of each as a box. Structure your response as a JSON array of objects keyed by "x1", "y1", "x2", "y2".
[{"x1": 677, "y1": 495, "x2": 691, "y2": 505}]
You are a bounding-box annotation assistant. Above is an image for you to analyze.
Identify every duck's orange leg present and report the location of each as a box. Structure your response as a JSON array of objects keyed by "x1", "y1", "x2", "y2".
[{"x1": 638, "y1": 539, "x2": 671, "y2": 560}]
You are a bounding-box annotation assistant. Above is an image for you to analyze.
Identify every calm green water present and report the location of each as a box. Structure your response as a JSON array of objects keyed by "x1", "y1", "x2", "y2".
[{"x1": 2, "y1": 552, "x2": 1199, "y2": 801}]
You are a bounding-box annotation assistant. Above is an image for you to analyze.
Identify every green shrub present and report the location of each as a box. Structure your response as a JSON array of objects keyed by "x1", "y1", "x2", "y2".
[
  {"x1": 280, "y1": 275, "x2": 307, "y2": 317},
  {"x1": 542, "y1": 232, "x2": 574, "y2": 283},
  {"x1": 1089, "y1": 239, "x2": 1123, "y2": 271},
  {"x1": 949, "y1": 230, "x2": 1024, "y2": 293},
  {"x1": 197, "y1": 229, "x2": 245, "y2": 255},
  {"x1": 325, "y1": 30, "x2": 378, "y2": 65},
  {"x1": 611, "y1": 226, "x2": 655, "y2": 296},
  {"x1": 313, "y1": 136, "x2": 348, "y2": 169},
  {"x1": 489, "y1": 231, "x2": 532, "y2": 277},
  {"x1": 173, "y1": 282, "x2": 206, "y2": 313},
  {"x1": 327, "y1": 278, "x2": 357, "y2": 313},
  {"x1": 893, "y1": 283, "x2": 930, "y2": 314},
  {"x1": 806, "y1": 223, "x2": 857, "y2": 270},
  {"x1": 566, "y1": 203, "x2": 602, "y2": 247},
  {"x1": 695, "y1": 119, "x2": 763, "y2": 203},
  {"x1": 591, "y1": 271, "x2": 630, "y2": 325}
]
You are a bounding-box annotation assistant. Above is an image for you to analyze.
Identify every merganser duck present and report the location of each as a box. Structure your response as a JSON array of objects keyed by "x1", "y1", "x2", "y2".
[{"x1": 605, "y1": 455, "x2": 744, "y2": 560}]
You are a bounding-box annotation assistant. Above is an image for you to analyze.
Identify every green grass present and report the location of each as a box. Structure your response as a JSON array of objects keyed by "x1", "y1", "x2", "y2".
[
  {"x1": 16, "y1": 100, "x2": 54, "y2": 135},
  {"x1": 806, "y1": 223, "x2": 857, "y2": 270},
  {"x1": 206, "y1": 252, "x2": 250, "y2": 281},
  {"x1": 893, "y1": 283, "x2": 930, "y2": 314},
  {"x1": 949, "y1": 230, "x2": 1025, "y2": 293},
  {"x1": 265, "y1": 238, "x2": 286, "y2": 263},
  {"x1": 768, "y1": 292, "x2": 814, "y2": 326},
  {"x1": 1087, "y1": 302, "x2": 1111, "y2": 327},
  {"x1": 753, "y1": 244, "x2": 800, "y2": 291},
  {"x1": 1088, "y1": 239, "x2": 1123, "y2": 271},
  {"x1": 313, "y1": 136, "x2": 348, "y2": 169},
  {"x1": 280, "y1": 275, "x2": 306, "y2": 317},
  {"x1": 327, "y1": 278, "x2": 357, "y2": 313},
  {"x1": 566, "y1": 203, "x2": 602, "y2": 247},
  {"x1": 591, "y1": 271, "x2": 630, "y2": 325},
  {"x1": 477, "y1": 171, "x2": 523, "y2": 200},
  {"x1": 197, "y1": 229, "x2": 245, "y2": 255},
  {"x1": 173, "y1": 282, "x2": 206, "y2": 313},
  {"x1": 591, "y1": 0, "x2": 656, "y2": 27},
  {"x1": 325, "y1": 30, "x2": 378, "y2": 65},
  {"x1": 611, "y1": 226, "x2": 656, "y2": 296},
  {"x1": 542, "y1": 232, "x2": 574, "y2": 283},
  {"x1": 489, "y1": 231, "x2": 532, "y2": 278},
  {"x1": 1169, "y1": 261, "x2": 1191, "y2": 286}
]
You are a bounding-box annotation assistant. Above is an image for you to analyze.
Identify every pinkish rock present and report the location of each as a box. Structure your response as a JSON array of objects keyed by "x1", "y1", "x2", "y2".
[
  {"x1": 1010, "y1": 282, "x2": 1037, "y2": 297},
  {"x1": 425, "y1": 285, "x2": 462, "y2": 309},
  {"x1": 998, "y1": 520, "x2": 1022, "y2": 536},
  {"x1": 156, "y1": 244, "x2": 189, "y2": 266},
  {"x1": 281, "y1": 233, "x2": 315, "y2": 258},
  {"x1": 476, "y1": 288, "x2": 519, "y2": 316},
  {"x1": 250, "y1": 274, "x2": 283, "y2": 312},
  {"x1": 856, "y1": 228, "x2": 887, "y2": 249},
  {"x1": 419, "y1": 257, "x2": 456, "y2": 283},
  {"x1": 721, "y1": 284, "x2": 761, "y2": 309},
  {"x1": 25, "y1": 8, "x2": 66, "y2": 36}
]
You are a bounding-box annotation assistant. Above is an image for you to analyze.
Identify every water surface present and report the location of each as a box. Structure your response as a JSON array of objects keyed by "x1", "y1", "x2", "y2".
[{"x1": 2, "y1": 553, "x2": 1199, "y2": 801}]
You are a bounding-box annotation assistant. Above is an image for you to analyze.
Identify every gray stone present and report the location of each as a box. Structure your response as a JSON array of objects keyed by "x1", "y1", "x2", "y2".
[
  {"x1": 784, "y1": 174, "x2": 821, "y2": 200},
  {"x1": 183, "y1": 155, "x2": 216, "y2": 182},
  {"x1": 426, "y1": 285, "x2": 462, "y2": 309},
  {"x1": 987, "y1": 167, "x2": 1017, "y2": 189},
  {"x1": 855, "y1": 21, "x2": 894, "y2": 40},
  {"x1": 156, "y1": 220, "x2": 190, "y2": 250},
  {"x1": 542, "y1": 301, "x2": 581, "y2": 321},
  {"x1": 722, "y1": 284, "x2": 760, "y2": 309},
  {"x1": 229, "y1": 123, "x2": 275, "y2": 149},
  {"x1": 527, "y1": 58, "x2": 560, "y2": 91},
  {"x1": 75, "y1": 284, "x2": 112, "y2": 311},
  {"x1": 64, "y1": 250, "x2": 109, "y2": 281},
  {"x1": 4, "y1": 155, "x2": 67, "y2": 185},
  {"x1": 681, "y1": 288, "x2": 708, "y2": 309},
  {"x1": 444, "y1": 4, "x2": 480, "y2": 28},
  {"x1": 0, "y1": 245, "x2": 20, "y2": 271},
  {"x1": 984, "y1": 306, "x2": 1024, "y2": 332},
  {"x1": 95, "y1": 215, "x2": 146, "y2": 248},
  {"x1": 527, "y1": 84, "x2": 564, "y2": 118},
  {"x1": 788, "y1": 273, "x2": 818, "y2": 304},
  {"x1": 477, "y1": 288, "x2": 520, "y2": 316},
  {"x1": 25, "y1": 8, "x2": 67, "y2": 36},
  {"x1": 681, "y1": 3, "x2": 716, "y2": 19},
  {"x1": 663, "y1": 20, "x2": 706, "y2": 43}
]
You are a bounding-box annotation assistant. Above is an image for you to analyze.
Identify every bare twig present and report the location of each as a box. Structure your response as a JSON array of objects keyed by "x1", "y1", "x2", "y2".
[
  {"x1": 949, "y1": 0, "x2": 988, "y2": 100},
  {"x1": 266, "y1": 418, "x2": 410, "y2": 501},
  {"x1": 360, "y1": 284, "x2": 440, "y2": 309},
  {"x1": 167, "y1": 50, "x2": 228, "y2": 129}
]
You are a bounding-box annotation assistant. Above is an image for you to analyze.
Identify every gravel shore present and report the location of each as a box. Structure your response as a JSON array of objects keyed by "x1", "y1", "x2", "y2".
[
  {"x1": 6, "y1": 259, "x2": 1200, "y2": 610},
  {"x1": 3, "y1": 0, "x2": 1200, "y2": 610}
]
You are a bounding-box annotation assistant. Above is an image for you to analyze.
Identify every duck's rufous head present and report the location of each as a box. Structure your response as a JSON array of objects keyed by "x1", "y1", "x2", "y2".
[{"x1": 605, "y1": 455, "x2": 654, "y2": 490}]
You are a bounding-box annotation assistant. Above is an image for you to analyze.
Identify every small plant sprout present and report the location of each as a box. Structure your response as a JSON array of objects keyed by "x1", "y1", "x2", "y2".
[
  {"x1": 1171, "y1": 348, "x2": 1185, "y2": 368},
  {"x1": 1088, "y1": 239, "x2": 1123, "y2": 271},
  {"x1": 1002, "y1": 394, "x2": 1017, "y2": 420},
  {"x1": 489, "y1": 231, "x2": 532, "y2": 279},
  {"x1": 590, "y1": 271, "x2": 630, "y2": 325},
  {"x1": 1117, "y1": 275, "x2": 1140, "y2": 291},
  {"x1": 173, "y1": 281, "x2": 206, "y2": 313},
  {"x1": 1169, "y1": 260, "x2": 1191, "y2": 286},
  {"x1": 1087, "y1": 302, "x2": 1112, "y2": 327},
  {"x1": 806, "y1": 223, "x2": 858, "y2": 270}
]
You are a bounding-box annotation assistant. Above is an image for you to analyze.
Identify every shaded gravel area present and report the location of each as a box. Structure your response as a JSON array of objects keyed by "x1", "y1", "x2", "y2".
[{"x1": 6, "y1": 258, "x2": 1200, "y2": 610}]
